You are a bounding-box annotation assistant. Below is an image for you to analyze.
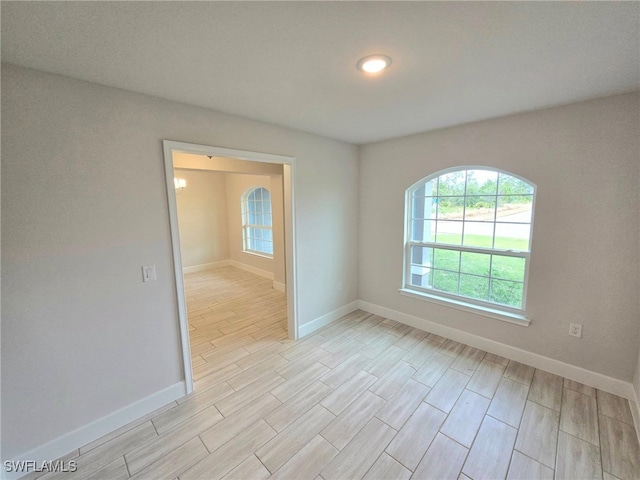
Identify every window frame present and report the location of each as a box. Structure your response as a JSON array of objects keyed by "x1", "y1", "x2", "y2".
[
  {"x1": 401, "y1": 166, "x2": 536, "y2": 325},
  {"x1": 242, "y1": 186, "x2": 274, "y2": 258}
]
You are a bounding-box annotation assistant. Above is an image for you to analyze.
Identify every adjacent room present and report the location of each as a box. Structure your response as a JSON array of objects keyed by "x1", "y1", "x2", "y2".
[{"x1": 2, "y1": 2, "x2": 639, "y2": 480}]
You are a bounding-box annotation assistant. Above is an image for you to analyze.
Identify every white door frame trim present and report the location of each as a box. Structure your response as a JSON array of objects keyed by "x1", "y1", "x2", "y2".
[{"x1": 162, "y1": 140, "x2": 299, "y2": 394}]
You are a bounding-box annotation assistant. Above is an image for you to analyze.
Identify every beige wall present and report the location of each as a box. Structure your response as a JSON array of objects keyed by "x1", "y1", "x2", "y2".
[
  {"x1": 359, "y1": 93, "x2": 640, "y2": 382},
  {"x1": 174, "y1": 169, "x2": 229, "y2": 269},
  {"x1": 224, "y1": 173, "x2": 285, "y2": 285},
  {"x1": 1, "y1": 64, "x2": 359, "y2": 460}
]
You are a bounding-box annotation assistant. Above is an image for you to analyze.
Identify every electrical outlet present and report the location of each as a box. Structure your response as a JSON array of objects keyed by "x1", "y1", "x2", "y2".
[{"x1": 569, "y1": 322, "x2": 582, "y2": 338}]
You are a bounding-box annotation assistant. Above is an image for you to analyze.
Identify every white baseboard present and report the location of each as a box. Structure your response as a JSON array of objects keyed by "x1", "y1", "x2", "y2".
[
  {"x1": 3, "y1": 382, "x2": 186, "y2": 480},
  {"x1": 229, "y1": 260, "x2": 274, "y2": 280},
  {"x1": 183, "y1": 260, "x2": 230, "y2": 274},
  {"x1": 358, "y1": 300, "x2": 635, "y2": 401},
  {"x1": 298, "y1": 300, "x2": 360, "y2": 337},
  {"x1": 273, "y1": 281, "x2": 286, "y2": 292}
]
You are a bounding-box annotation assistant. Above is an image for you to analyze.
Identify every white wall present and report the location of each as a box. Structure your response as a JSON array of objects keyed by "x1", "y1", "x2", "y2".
[
  {"x1": 224, "y1": 173, "x2": 285, "y2": 284},
  {"x1": 359, "y1": 93, "x2": 640, "y2": 382},
  {"x1": 1, "y1": 65, "x2": 359, "y2": 461},
  {"x1": 174, "y1": 169, "x2": 229, "y2": 269}
]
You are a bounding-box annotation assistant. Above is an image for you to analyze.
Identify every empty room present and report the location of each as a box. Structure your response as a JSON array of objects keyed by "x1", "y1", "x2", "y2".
[{"x1": 2, "y1": 2, "x2": 639, "y2": 480}]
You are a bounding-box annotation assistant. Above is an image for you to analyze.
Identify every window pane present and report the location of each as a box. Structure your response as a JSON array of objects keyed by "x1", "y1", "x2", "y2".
[
  {"x1": 490, "y1": 279, "x2": 523, "y2": 308},
  {"x1": 498, "y1": 174, "x2": 534, "y2": 195},
  {"x1": 263, "y1": 241, "x2": 273, "y2": 255},
  {"x1": 254, "y1": 188, "x2": 263, "y2": 201},
  {"x1": 460, "y1": 252, "x2": 491, "y2": 276},
  {"x1": 437, "y1": 196, "x2": 464, "y2": 221},
  {"x1": 413, "y1": 196, "x2": 438, "y2": 220},
  {"x1": 460, "y1": 274, "x2": 490, "y2": 301},
  {"x1": 264, "y1": 229, "x2": 273, "y2": 242},
  {"x1": 411, "y1": 245, "x2": 433, "y2": 267},
  {"x1": 435, "y1": 221, "x2": 462, "y2": 245},
  {"x1": 497, "y1": 195, "x2": 533, "y2": 223},
  {"x1": 410, "y1": 265, "x2": 433, "y2": 288},
  {"x1": 464, "y1": 196, "x2": 497, "y2": 221},
  {"x1": 263, "y1": 200, "x2": 272, "y2": 215},
  {"x1": 438, "y1": 171, "x2": 466, "y2": 196},
  {"x1": 254, "y1": 229, "x2": 263, "y2": 241},
  {"x1": 412, "y1": 219, "x2": 435, "y2": 242},
  {"x1": 433, "y1": 248, "x2": 460, "y2": 272},
  {"x1": 433, "y1": 269, "x2": 459, "y2": 294},
  {"x1": 466, "y1": 170, "x2": 498, "y2": 196},
  {"x1": 491, "y1": 255, "x2": 525, "y2": 282},
  {"x1": 462, "y1": 222, "x2": 495, "y2": 248},
  {"x1": 494, "y1": 223, "x2": 530, "y2": 251}
]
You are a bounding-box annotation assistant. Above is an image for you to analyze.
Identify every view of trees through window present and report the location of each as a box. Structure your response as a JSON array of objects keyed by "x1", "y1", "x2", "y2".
[{"x1": 407, "y1": 168, "x2": 534, "y2": 311}]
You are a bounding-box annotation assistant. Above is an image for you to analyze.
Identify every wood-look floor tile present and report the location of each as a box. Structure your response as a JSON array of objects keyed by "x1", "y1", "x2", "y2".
[
  {"x1": 504, "y1": 360, "x2": 535, "y2": 386},
  {"x1": 226, "y1": 354, "x2": 288, "y2": 391},
  {"x1": 487, "y1": 377, "x2": 529, "y2": 428},
  {"x1": 79, "y1": 402, "x2": 174, "y2": 454},
  {"x1": 450, "y1": 345, "x2": 486, "y2": 376},
  {"x1": 597, "y1": 390, "x2": 634, "y2": 425},
  {"x1": 130, "y1": 437, "x2": 208, "y2": 480},
  {"x1": 193, "y1": 363, "x2": 243, "y2": 392},
  {"x1": 393, "y1": 328, "x2": 428, "y2": 352},
  {"x1": 386, "y1": 402, "x2": 446, "y2": 471},
  {"x1": 318, "y1": 338, "x2": 366, "y2": 369},
  {"x1": 564, "y1": 378, "x2": 596, "y2": 397},
  {"x1": 200, "y1": 393, "x2": 281, "y2": 452},
  {"x1": 363, "y1": 453, "x2": 411, "y2": 480},
  {"x1": 560, "y1": 388, "x2": 599, "y2": 446},
  {"x1": 483, "y1": 352, "x2": 510, "y2": 366},
  {"x1": 440, "y1": 389, "x2": 490, "y2": 448},
  {"x1": 365, "y1": 345, "x2": 409, "y2": 377},
  {"x1": 152, "y1": 382, "x2": 234, "y2": 434},
  {"x1": 402, "y1": 337, "x2": 439, "y2": 368},
  {"x1": 194, "y1": 348, "x2": 248, "y2": 380},
  {"x1": 215, "y1": 370, "x2": 285, "y2": 416},
  {"x1": 599, "y1": 414, "x2": 640, "y2": 480},
  {"x1": 555, "y1": 431, "x2": 603, "y2": 480},
  {"x1": 412, "y1": 433, "x2": 468, "y2": 480},
  {"x1": 83, "y1": 457, "x2": 128, "y2": 480},
  {"x1": 514, "y1": 401, "x2": 559, "y2": 468},
  {"x1": 125, "y1": 407, "x2": 222, "y2": 475},
  {"x1": 376, "y1": 379, "x2": 429, "y2": 430},
  {"x1": 506, "y1": 450, "x2": 553, "y2": 480},
  {"x1": 466, "y1": 359, "x2": 506, "y2": 399},
  {"x1": 256, "y1": 404, "x2": 335, "y2": 473},
  {"x1": 220, "y1": 455, "x2": 270, "y2": 480},
  {"x1": 424, "y1": 368, "x2": 470, "y2": 413},
  {"x1": 321, "y1": 390, "x2": 386, "y2": 450},
  {"x1": 265, "y1": 381, "x2": 333, "y2": 433},
  {"x1": 320, "y1": 353, "x2": 372, "y2": 389},
  {"x1": 320, "y1": 370, "x2": 378, "y2": 415},
  {"x1": 270, "y1": 435, "x2": 339, "y2": 480},
  {"x1": 603, "y1": 472, "x2": 623, "y2": 480},
  {"x1": 276, "y1": 347, "x2": 331, "y2": 379},
  {"x1": 368, "y1": 361, "x2": 417, "y2": 401},
  {"x1": 462, "y1": 416, "x2": 517, "y2": 480},
  {"x1": 271, "y1": 361, "x2": 330, "y2": 403},
  {"x1": 438, "y1": 339, "x2": 465, "y2": 358},
  {"x1": 360, "y1": 332, "x2": 402, "y2": 359},
  {"x1": 321, "y1": 418, "x2": 397, "y2": 480},
  {"x1": 412, "y1": 352, "x2": 454, "y2": 387},
  {"x1": 180, "y1": 420, "x2": 276, "y2": 480},
  {"x1": 51, "y1": 422, "x2": 157, "y2": 480},
  {"x1": 528, "y1": 369, "x2": 563, "y2": 411}
]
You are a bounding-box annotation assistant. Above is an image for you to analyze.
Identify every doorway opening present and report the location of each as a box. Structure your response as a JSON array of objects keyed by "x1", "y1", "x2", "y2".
[{"x1": 162, "y1": 140, "x2": 298, "y2": 393}]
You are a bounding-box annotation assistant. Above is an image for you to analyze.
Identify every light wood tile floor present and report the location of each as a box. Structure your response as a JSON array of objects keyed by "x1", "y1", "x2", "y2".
[{"x1": 36, "y1": 267, "x2": 639, "y2": 480}]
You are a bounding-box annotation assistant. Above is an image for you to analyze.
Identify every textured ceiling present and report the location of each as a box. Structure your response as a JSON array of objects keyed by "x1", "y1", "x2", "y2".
[{"x1": 2, "y1": 2, "x2": 639, "y2": 144}]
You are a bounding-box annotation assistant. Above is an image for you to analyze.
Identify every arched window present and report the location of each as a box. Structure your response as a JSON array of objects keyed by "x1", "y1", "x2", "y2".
[
  {"x1": 242, "y1": 187, "x2": 273, "y2": 257},
  {"x1": 403, "y1": 167, "x2": 535, "y2": 321}
]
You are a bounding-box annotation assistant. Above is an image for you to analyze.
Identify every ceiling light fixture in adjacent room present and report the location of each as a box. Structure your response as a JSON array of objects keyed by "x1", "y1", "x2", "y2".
[{"x1": 356, "y1": 54, "x2": 392, "y2": 73}]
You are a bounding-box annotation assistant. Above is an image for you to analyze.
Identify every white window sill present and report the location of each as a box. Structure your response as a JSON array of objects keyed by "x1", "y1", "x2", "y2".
[
  {"x1": 243, "y1": 250, "x2": 273, "y2": 260},
  {"x1": 398, "y1": 288, "x2": 530, "y2": 327}
]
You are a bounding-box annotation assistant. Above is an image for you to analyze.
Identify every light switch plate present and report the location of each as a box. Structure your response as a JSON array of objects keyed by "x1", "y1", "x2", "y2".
[{"x1": 142, "y1": 265, "x2": 157, "y2": 282}]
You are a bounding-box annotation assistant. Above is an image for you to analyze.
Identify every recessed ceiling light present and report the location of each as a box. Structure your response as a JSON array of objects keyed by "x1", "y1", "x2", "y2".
[{"x1": 356, "y1": 54, "x2": 392, "y2": 74}]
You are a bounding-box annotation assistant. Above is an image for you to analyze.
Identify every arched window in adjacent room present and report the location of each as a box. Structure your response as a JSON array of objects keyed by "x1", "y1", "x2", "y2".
[{"x1": 242, "y1": 187, "x2": 273, "y2": 257}]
